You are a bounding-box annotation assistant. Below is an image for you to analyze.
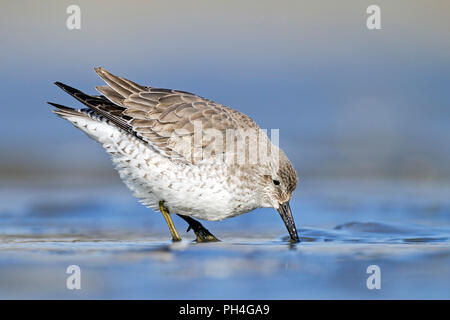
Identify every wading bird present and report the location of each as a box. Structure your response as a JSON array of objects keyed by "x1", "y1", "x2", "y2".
[{"x1": 49, "y1": 68, "x2": 299, "y2": 242}]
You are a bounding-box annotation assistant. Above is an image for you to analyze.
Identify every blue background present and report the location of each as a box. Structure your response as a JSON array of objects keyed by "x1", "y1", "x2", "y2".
[{"x1": 0, "y1": 1, "x2": 449, "y2": 299}]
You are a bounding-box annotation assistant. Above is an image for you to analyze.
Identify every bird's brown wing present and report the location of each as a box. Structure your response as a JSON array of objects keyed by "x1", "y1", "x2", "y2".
[{"x1": 93, "y1": 67, "x2": 260, "y2": 163}]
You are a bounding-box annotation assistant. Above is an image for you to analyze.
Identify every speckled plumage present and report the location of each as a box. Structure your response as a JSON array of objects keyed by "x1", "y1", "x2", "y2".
[{"x1": 49, "y1": 68, "x2": 299, "y2": 239}]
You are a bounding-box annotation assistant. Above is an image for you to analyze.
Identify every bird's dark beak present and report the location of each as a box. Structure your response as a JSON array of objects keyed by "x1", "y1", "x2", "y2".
[{"x1": 277, "y1": 201, "x2": 299, "y2": 243}]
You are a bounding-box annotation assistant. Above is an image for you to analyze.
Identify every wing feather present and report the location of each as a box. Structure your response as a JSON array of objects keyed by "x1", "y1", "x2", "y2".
[{"x1": 56, "y1": 67, "x2": 261, "y2": 163}]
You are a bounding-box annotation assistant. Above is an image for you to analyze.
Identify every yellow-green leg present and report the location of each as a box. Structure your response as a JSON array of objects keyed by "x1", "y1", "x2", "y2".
[{"x1": 159, "y1": 201, "x2": 181, "y2": 242}]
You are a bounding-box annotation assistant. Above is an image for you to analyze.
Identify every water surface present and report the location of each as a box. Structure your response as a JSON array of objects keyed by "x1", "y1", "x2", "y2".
[{"x1": 0, "y1": 179, "x2": 449, "y2": 299}]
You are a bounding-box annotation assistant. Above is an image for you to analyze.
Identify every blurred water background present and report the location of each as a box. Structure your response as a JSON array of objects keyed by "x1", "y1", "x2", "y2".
[{"x1": 0, "y1": 0, "x2": 449, "y2": 299}]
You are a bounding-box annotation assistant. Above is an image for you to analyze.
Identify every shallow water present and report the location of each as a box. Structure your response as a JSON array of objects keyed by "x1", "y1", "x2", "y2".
[{"x1": 0, "y1": 179, "x2": 449, "y2": 299}]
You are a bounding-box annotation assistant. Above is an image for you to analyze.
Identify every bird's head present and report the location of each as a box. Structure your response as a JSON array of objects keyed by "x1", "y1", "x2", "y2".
[{"x1": 259, "y1": 149, "x2": 299, "y2": 242}]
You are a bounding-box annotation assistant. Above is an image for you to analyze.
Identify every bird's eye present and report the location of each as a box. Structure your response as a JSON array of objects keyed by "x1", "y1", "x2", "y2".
[{"x1": 273, "y1": 180, "x2": 280, "y2": 186}]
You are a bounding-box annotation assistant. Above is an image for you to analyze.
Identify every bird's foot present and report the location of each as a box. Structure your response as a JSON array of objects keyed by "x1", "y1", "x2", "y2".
[
  {"x1": 188, "y1": 225, "x2": 220, "y2": 243},
  {"x1": 177, "y1": 215, "x2": 220, "y2": 242}
]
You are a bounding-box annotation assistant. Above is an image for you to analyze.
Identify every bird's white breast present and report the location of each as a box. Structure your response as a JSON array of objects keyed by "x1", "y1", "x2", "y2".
[{"x1": 66, "y1": 113, "x2": 259, "y2": 221}]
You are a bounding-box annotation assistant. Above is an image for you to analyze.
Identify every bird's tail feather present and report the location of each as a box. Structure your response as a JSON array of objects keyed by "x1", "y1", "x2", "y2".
[
  {"x1": 50, "y1": 81, "x2": 131, "y2": 133},
  {"x1": 48, "y1": 102, "x2": 87, "y2": 119}
]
